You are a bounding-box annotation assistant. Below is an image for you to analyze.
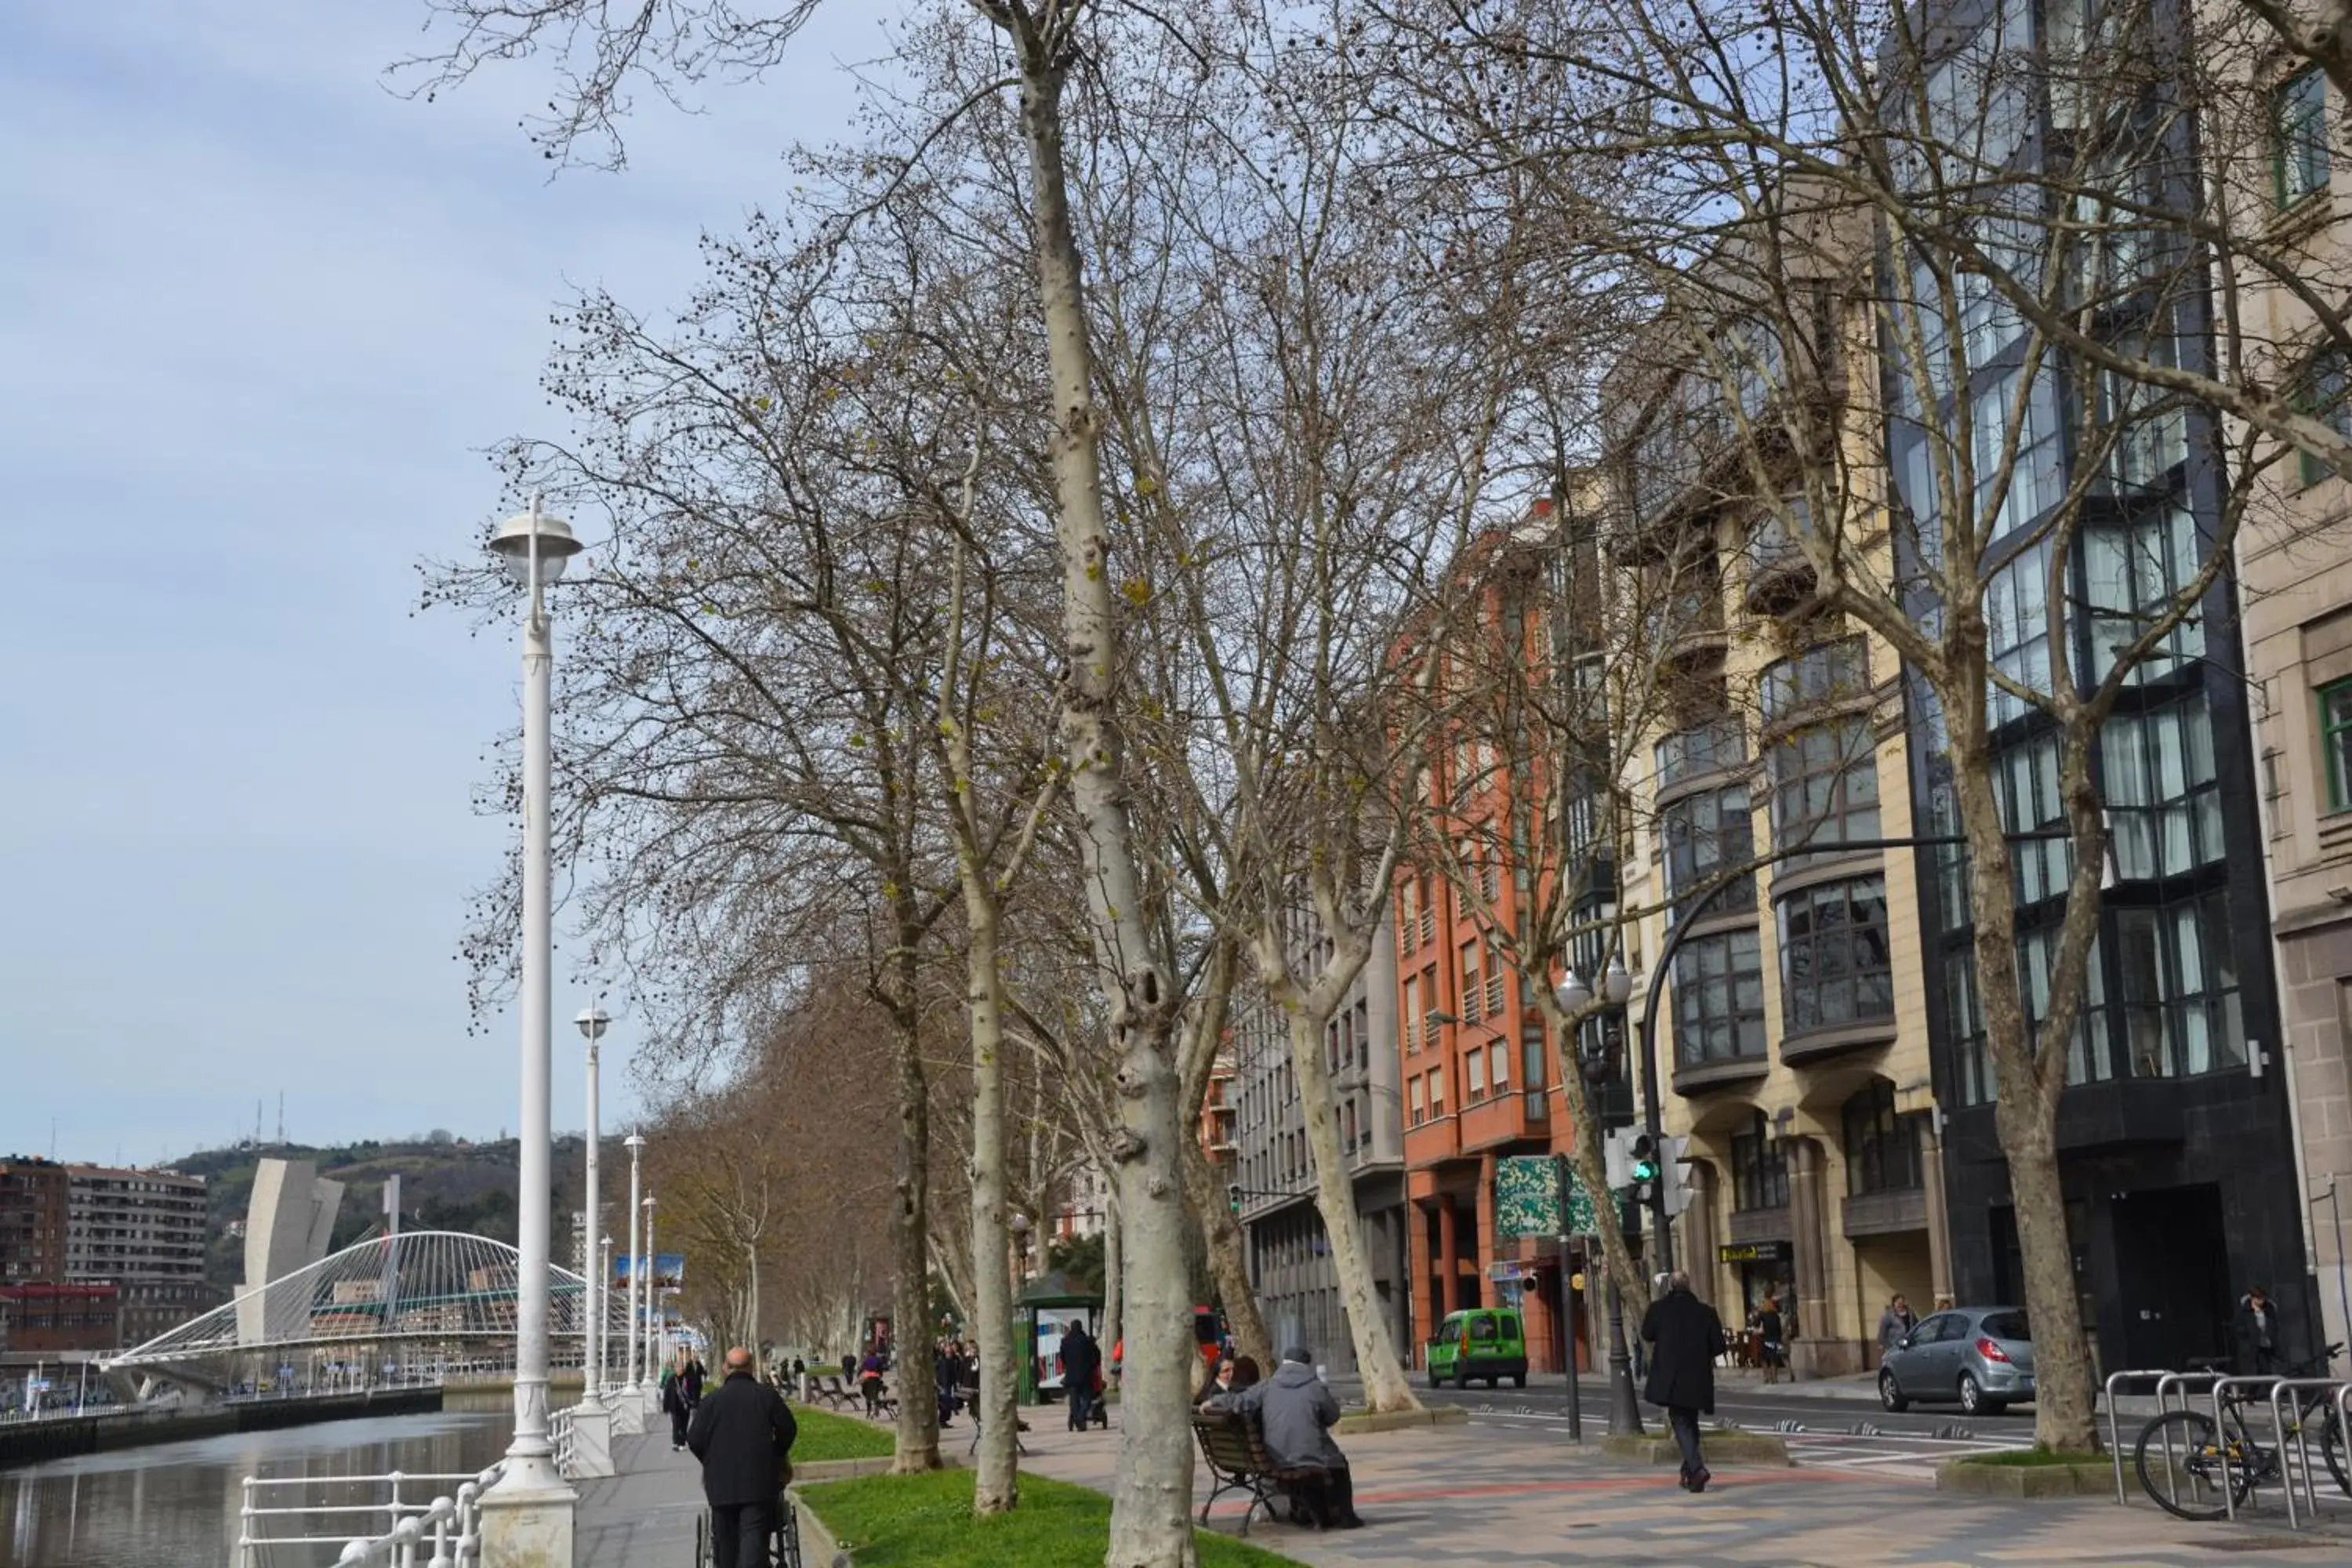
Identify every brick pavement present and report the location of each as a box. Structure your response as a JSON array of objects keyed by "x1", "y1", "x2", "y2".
[{"x1": 576, "y1": 1404, "x2": 2352, "y2": 1566}]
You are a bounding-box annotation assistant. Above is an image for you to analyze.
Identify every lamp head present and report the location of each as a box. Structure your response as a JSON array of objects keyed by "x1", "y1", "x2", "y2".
[
  {"x1": 575, "y1": 1007, "x2": 612, "y2": 1040},
  {"x1": 1602, "y1": 954, "x2": 1633, "y2": 1007},
  {"x1": 623, "y1": 1134, "x2": 645, "y2": 1152},
  {"x1": 487, "y1": 496, "x2": 586, "y2": 587},
  {"x1": 1009, "y1": 1212, "x2": 1032, "y2": 1236},
  {"x1": 1554, "y1": 968, "x2": 1591, "y2": 1013}
]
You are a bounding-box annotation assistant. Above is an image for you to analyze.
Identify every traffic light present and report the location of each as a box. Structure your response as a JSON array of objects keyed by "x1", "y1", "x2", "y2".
[
  {"x1": 1602, "y1": 1128, "x2": 1633, "y2": 1189},
  {"x1": 1660, "y1": 1135, "x2": 1693, "y2": 1218},
  {"x1": 1629, "y1": 1134, "x2": 1659, "y2": 1207},
  {"x1": 1227, "y1": 1182, "x2": 1243, "y2": 1216}
]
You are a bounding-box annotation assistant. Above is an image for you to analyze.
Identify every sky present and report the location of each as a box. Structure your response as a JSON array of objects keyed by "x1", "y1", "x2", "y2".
[{"x1": 0, "y1": 1, "x2": 885, "y2": 1165}]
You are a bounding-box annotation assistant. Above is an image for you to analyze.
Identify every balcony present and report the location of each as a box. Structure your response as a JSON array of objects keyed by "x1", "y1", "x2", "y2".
[
  {"x1": 1745, "y1": 505, "x2": 1817, "y2": 612},
  {"x1": 1841, "y1": 1186, "x2": 1927, "y2": 1238}
]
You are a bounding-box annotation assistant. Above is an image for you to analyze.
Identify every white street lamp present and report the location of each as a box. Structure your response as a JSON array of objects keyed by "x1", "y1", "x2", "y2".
[
  {"x1": 622, "y1": 1134, "x2": 645, "y2": 1399},
  {"x1": 643, "y1": 1194, "x2": 660, "y2": 1385},
  {"x1": 480, "y1": 496, "x2": 586, "y2": 1538},
  {"x1": 575, "y1": 1006, "x2": 611, "y2": 1402}
]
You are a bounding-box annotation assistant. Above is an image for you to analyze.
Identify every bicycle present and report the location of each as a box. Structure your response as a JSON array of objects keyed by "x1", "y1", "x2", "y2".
[
  {"x1": 2132, "y1": 1345, "x2": 2349, "y2": 1522},
  {"x1": 691, "y1": 1489, "x2": 802, "y2": 1568}
]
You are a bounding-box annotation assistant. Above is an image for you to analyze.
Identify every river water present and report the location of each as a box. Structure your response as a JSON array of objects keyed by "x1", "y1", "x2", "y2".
[{"x1": 1, "y1": 1406, "x2": 513, "y2": 1568}]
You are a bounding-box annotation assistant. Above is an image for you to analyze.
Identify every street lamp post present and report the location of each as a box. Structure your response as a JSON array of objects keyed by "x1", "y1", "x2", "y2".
[
  {"x1": 1559, "y1": 960, "x2": 1639, "y2": 1436},
  {"x1": 479, "y1": 496, "x2": 586, "y2": 1555},
  {"x1": 599, "y1": 1236, "x2": 615, "y2": 1388},
  {"x1": 643, "y1": 1193, "x2": 660, "y2": 1385},
  {"x1": 576, "y1": 1007, "x2": 611, "y2": 1401},
  {"x1": 623, "y1": 1134, "x2": 645, "y2": 1400}
]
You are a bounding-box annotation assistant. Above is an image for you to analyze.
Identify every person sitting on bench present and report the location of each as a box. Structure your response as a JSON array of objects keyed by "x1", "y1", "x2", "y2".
[{"x1": 1229, "y1": 1345, "x2": 1364, "y2": 1530}]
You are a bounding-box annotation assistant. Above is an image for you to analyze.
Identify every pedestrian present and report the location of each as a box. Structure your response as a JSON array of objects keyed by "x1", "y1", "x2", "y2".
[
  {"x1": 660, "y1": 1359, "x2": 691, "y2": 1450},
  {"x1": 1231, "y1": 1346, "x2": 1363, "y2": 1529},
  {"x1": 935, "y1": 1340, "x2": 963, "y2": 1428},
  {"x1": 857, "y1": 1348, "x2": 887, "y2": 1417},
  {"x1": 840, "y1": 1351, "x2": 856, "y2": 1383},
  {"x1": 1876, "y1": 1293, "x2": 1917, "y2": 1361},
  {"x1": 687, "y1": 1346, "x2": 797, "y2": 1568},
  {"x1": 683, "y1": 1350, "x2": 709, "y2": 1406},
  {"x1": 2237, "y1": 1283, "x2": 2283, "y2": 1375},
  {"x1": 1198, "y1": 1353, "x2": 1259, "y2": 1411},
  {"x1": 1755, "y1": 1294, "x2": 1788, "y2": 1386},
  {"x1": 1058, "y1": 1319, "x2": 1102, "y2": 1432},
  {"x1": 1641, "y1": 1270, "x2": 1727, "y2": 1494}
]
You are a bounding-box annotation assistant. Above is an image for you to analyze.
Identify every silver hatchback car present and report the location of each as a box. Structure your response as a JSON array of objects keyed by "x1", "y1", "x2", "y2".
[{"x1": 1878, "y1": 1306, "x2": 2035, "y2": 1415}]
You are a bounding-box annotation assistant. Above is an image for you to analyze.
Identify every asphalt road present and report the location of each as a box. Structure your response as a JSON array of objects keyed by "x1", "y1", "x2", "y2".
[{"x1": 1365, "y1": 1374, "x2": 2040, "y2": 1441}]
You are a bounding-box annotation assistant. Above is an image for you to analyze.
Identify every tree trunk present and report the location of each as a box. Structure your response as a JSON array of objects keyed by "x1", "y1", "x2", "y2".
[
  {"x1": 1951, "y1": 715, "x2": 2100, "y2": 1453},
  {"x1": 1178, "y1": 1121, "x2": 1272, "y2": 1370},
  {"x1": 962, "y1": 886, "x2": 1022, "y2": 1512},
  {"x1": 1277, "y1": 1000, "x2": 1421, "y2": 1410},
  {"x1": 1016, "y1": 49, "x2": 1196, "y2": 1566},
  {"x1": 1100, "y1": 1189, "x2": 1123, "y2": 1376},
  {"x1": 888, "y1": 997, "x2": 943, "y2": 1472}
]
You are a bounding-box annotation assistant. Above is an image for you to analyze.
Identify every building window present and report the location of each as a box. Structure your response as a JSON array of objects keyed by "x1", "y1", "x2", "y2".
[
  {"x1": 1465, "y1": 1044, "x2": 1486, "y2": 1100},
  {"x1": 1398, "y1": 877, "x2": 1418, "y2": 953},
  {"x1": 2114, "y1": 890, "x2": 2246, "y2": 1079},
  {"x1": 1427, "y1": 1066, "x2": 1445, "y2": 1116},
  {"x1": 2321, "y1": 679, "x2": 2352, "y2": 811},
  {"x1": 1769, "y1": 718, "x2": 1881, "y2": 861},
  {"x1": 1947, "y1": 924, "x2": 2112, "y2": 1105},
  {"x1": 1670, "y1": 928, "x2": 1767, "y2": 1068},
  {"x1": 2103, "y1": 694, "x2": 2223, "y2": 880},
  {"x1": 1842, "y1": 1082, "x2": 1922, "y2": 1196},
  {"x1": 1984, "y1": 541, "x2": 2054, "y2": 727},
  {"x1": 1661, "y1": 783, "x2": 1755, "y2": 922},
  {"x1": 2278, "y1": 68, "x2": 2329, "y2": 209},
  {"x1": 2085, "y1": 502, "x2": 2204, "y2": 684},
  {"x1": 1730, "y1": 1112, "x2": 1789, "y2": 1211},
  {"x1": 1778, "y1": 875, "x2": 1896, "y2": 1033},
  {"x1": 1490, "y1": 1040, "x2": 1508, "y2": 1092},
  {"x1": 1403, "y1": 975, "x2": 1419, "y2": 1052},
  {"x1": 2301, "y1": 350, "x2": 2352, "y2": 486},
  {"x1": 1994, "y1": 734, "x2": 2071, "y2": 906},
  {"x1": 1461, "y1": 940, "x2": 1482, "y2": 1024},
  {"x1": 1656, "y1": 718, "x2": 1746, "y2": 790},
  {"x1": 1760, "y1": 638, "x2": 1870, "y2": 725}
]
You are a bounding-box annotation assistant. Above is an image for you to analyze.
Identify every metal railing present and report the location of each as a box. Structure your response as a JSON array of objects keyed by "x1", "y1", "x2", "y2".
[
  {"x1": 2103, "y1": 1369, "x2": 2171, "y2": 1504},
  {"x1": 2267, "y1": 1378, "x2": 2343, "y2": 1529},
  {"x1": 237, "y1": 1463, "x2": 503, "y2": 1566},
  {"x1": 550, "y1": 1405, "x2": 577, "y2": 1479}
]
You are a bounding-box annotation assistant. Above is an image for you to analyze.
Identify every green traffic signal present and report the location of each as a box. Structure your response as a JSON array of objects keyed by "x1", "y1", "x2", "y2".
[{"x1": 1632, "y1": 1158, "x2": 1659, "y2": 1182}]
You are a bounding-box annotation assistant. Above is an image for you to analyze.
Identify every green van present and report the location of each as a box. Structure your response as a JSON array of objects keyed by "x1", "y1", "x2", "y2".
[{"x1": 1425, "y1": 1308, "x2": 1529, "y2": 1388}]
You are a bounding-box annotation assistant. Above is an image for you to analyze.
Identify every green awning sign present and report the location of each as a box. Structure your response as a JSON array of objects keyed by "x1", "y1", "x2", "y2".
[{"x1": 1495, "y1": 1155, "x2": 1599, "y2": 1238}]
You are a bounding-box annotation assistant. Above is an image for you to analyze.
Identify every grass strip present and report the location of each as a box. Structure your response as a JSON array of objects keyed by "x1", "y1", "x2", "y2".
[{"x1": 800, "y1": 1467, "x2": 1303, "y2": 1566}]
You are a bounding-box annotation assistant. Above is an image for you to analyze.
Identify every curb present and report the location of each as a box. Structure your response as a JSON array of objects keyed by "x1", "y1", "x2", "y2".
[
  {"x1": 1935, "y1": 1457, "x2": 2111, "y2": 1498},
  {"x1": 1600, "y1": 1432, "x2": 1793, "y2": 1467},
  {"x1": 789, "y1": 1483, "x2": 855, "y2": 1566},
  {"x1": 1336, "y1": 1406, "x2": 1472, "y2": 1435}
]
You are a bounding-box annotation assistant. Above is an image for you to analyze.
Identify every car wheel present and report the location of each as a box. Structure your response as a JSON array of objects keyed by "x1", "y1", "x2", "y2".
[
  {"x1": 1958, "y1": 1371, "x2": 1984, "y2": 1416},
  {"x1": 1454, "y1": 1363, "x2": 1471, "y2": 1390},
  {"x1": 1426, "y1": 1368, "x2": 1440, "y2": 1389},
  {"x1": 1511, "y1": 1374, "x2": 1526, "y2": 1389},
  {"x1": 1878, "y1": 1370, "x2": 1909, "y2": 1413}
]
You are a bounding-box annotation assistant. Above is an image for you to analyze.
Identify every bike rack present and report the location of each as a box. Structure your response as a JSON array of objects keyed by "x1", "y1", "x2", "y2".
[
  {"x1": 2210, "y1": 1377, "x2": 2286, "y2": 1520},
  {"x1": 2103, "y1": 1370, "x2": 2171, "y2": 1505},
  {"x1": 2265, "y1": 1378, "x2": 2344, "y2": 1528},
  {"x1": 2147, "y1": 1370, "x2": 2225, "y2": 1516}
]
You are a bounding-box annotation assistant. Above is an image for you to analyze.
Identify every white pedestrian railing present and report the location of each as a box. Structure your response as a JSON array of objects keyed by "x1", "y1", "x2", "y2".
[
  {"x1": 237, "y1": 1463, "x2": 503, "y2": 1567},
  {"x1": 550, "y1": 1403, "x2": 577, "y2": 1479}
]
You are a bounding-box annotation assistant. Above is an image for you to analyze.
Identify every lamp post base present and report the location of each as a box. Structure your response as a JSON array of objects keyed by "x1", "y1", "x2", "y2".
[
  {"x1": 479, "y1": 1457, "x2": 575, "y2": 1568},
  {"x1": 1604, "y1": 1276, "x2": 1644, "y2": 1436}
]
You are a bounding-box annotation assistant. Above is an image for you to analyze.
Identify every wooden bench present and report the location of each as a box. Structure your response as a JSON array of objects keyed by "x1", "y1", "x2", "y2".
[{"x1": 1190, "y1": 1411, "x2": 1329, "y2": 1536}]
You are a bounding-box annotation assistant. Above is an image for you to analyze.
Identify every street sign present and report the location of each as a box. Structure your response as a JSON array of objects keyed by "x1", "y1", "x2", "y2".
[{"x1": 1494, "y1": 1155, "x2": 1601, "y2": 1238}]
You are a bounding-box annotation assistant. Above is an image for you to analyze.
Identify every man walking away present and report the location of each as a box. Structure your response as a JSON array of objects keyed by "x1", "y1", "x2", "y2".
[
  {"x1": 1232, "y1": 1346, "x2": 1363, "y2": 1528},
  {"x1": 2237, "y1": 1285, "x2": 2282, "y2": 1375},
  {"x1": 1642, "y1": 1271, "x2": 1726, "y2": 1494},
  {"x1": 688, "y1": 1346, "x2": 797, "y2": 1568},
  {"x1": 1059, "y1": 1320, "x2": 1102, "y2": 1432}
]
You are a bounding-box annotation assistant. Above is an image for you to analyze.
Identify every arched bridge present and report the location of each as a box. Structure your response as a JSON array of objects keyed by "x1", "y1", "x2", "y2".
[{"x1": 103, "y1": 1229, "x2": 630, "y2": 1373}]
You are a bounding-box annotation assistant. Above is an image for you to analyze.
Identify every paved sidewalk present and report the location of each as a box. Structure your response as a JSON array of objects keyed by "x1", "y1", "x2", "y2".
[
  {"x1": 576, "y1": 1403, "x2": 2351, "y2": 1566},
  {"x1": 1014, "y1": 1417, "x2": 2349, "y2": 1566}
]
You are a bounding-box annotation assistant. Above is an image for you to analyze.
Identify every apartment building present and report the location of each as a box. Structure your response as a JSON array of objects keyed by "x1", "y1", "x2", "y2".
[
  {"x1": 65, "y1": 1163, "x2": 212, "y2": 1346},
  {"x1": 1232, "y1": 901, "x2": 1410, "y2": 1376},
  {"x1": 0, "y1": 1158, "x2": 70, "y2": 1286},
  {"x1": 1602, "y1": 194, "x2": 1952, "y2": 1377}
]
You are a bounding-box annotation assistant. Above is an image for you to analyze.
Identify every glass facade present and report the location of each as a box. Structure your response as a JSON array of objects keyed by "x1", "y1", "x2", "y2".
[
  {"x1": 1778, "y1": 875, "x2": 1896, "y2": 1033},
  {"x1": 1671, "y1": 928, "x2": 1767, "y2": 1069}
]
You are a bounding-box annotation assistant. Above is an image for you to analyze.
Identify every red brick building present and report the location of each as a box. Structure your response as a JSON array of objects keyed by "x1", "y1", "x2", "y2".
[
  {"x1": 0, "y1": 1283, "x2": 121, "y2": 1353},
  {"x1": 0, "y1": 1158, "x2": 70, "y2": 1286}
]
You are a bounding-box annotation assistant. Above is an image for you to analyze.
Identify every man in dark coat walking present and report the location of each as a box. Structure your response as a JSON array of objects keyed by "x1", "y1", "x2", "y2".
[
  {"x1": 1058, "y1": 1321, "x2": 1102, "y2": 1431},
  {"x1": 687, "y1": 1346, "x2": 797, "y2": 1568},
  {"x1": 1640, "y1": 1270, "x2": 1726, "y2": 1493}
]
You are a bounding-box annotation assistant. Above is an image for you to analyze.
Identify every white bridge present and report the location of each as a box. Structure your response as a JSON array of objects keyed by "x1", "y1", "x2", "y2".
[{"x1": 103, "y1": 1229, "x2": 629, "y2": 1377}]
